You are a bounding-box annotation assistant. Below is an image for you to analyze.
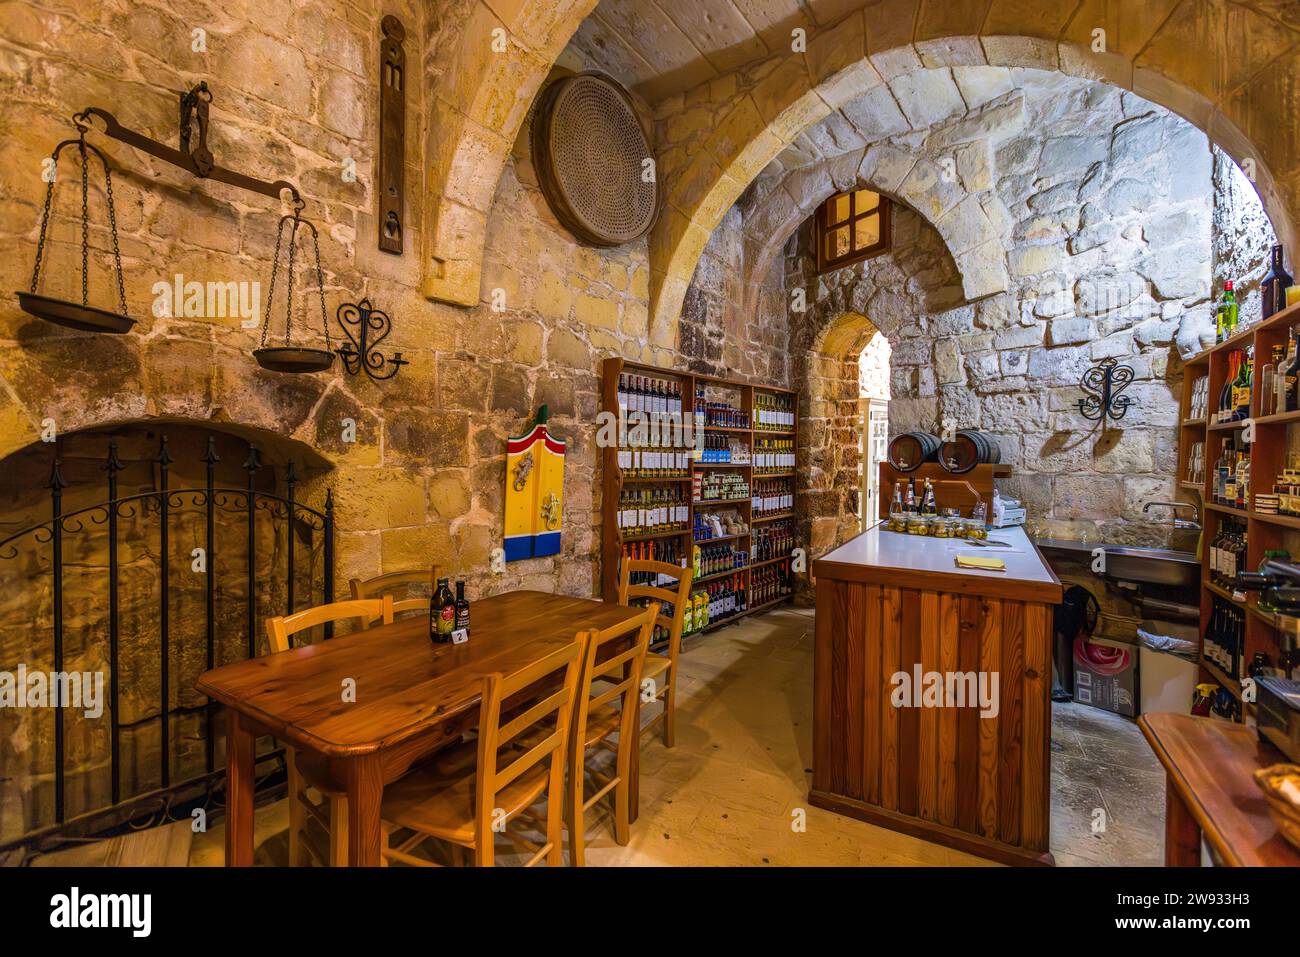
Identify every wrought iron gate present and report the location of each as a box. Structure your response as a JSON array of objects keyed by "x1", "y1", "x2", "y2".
[{"x1": 0, "y1": 431, "x2": 335, "y2": 849}]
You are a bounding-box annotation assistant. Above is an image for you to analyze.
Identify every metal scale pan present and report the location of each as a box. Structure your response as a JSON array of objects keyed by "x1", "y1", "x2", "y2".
[{"x1": 16, "y1": 127, "x2": 134, "y2": 334}]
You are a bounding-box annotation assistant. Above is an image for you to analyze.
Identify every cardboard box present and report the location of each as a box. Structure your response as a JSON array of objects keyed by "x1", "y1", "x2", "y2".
[{"x1": 1072, "y1": 636, "x2": 1137, "y2": 717}]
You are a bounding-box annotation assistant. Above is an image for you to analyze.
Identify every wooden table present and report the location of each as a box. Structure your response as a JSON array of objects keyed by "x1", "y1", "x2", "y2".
[
  {"x1": 196, "y1": 590, "x2": 646, "y2": 866},
  {"x1": 1140, "y1": 711, "x2": 1300, "y2": 867}
]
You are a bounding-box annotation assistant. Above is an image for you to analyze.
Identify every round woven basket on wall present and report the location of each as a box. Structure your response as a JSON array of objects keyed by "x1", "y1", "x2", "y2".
[{"x1": 530, "y1": 72, "x2": 660, "y2": 248}]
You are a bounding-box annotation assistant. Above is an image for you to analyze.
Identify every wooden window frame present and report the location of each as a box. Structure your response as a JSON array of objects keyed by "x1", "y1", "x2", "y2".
[{"x1": 814, "y1": 189, "x2": 891, "y2": 274}]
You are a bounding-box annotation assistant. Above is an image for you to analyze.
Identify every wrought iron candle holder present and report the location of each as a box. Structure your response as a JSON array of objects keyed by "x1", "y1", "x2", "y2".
[
  {"x1": 1077, "y1": 357, "x2": 1133, "y2": 422},
  {"x1": 335, "y1": 298, "x2": 406, "y2": 380}
]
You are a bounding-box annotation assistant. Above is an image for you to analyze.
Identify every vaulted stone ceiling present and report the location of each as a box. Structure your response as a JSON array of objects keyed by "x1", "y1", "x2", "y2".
[{"x1": 569, "y1": 0, "x2": 862, "y2": 101}]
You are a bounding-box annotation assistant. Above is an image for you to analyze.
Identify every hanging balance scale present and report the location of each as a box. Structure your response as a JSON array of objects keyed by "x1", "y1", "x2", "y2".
[
  {"x1": 17, "y1": 116, "x2": 133, "y2": 333},
  {"x1": 253, "y1": 199, "x2": 335, "y2": 373}
]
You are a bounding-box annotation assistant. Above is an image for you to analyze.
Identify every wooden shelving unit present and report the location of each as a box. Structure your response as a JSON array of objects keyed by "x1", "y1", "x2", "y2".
[
  {"x1": 1177, "y1": 298, "x2": 1300, "y2": 719},
  {"x1": 599, "y1": 357, "x2": 799, "y2": 636}
]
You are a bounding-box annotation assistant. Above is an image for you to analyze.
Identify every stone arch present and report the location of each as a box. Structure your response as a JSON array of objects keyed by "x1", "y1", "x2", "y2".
[
  {"x1": 739, "y1": 116, "x2": 1020, "y2": 320},
  {"x1": 421, "y1": 0, "x2": 598, "y2": 307},
  {"x1": 797, "y1": 310, "x2": 883, "y2": 558},
  {"x1": 650, "y1": 3, "x2": 1300, "y2": 348}
]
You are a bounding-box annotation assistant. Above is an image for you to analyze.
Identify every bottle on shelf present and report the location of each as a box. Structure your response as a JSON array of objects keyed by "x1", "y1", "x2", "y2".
[
  {"x1": 1261, "y1": 243, "x2": 1293, "y2": 320},
  {"x1": 1231, "y1": 346, "x2": 1253, "y2": 421},
  {"x1": 1204, "y1": 599, "x2": 1244, "y2": 680},
  {"x1": 1215, "y1": 280, "x2": 1239, "y2": 343},
  {"x1": 1260, "y1": 344, "x2": 1282, "y2": 417},
  {"x1": 1286, "y1": 329, "x2": 1300, "y2": 413}
]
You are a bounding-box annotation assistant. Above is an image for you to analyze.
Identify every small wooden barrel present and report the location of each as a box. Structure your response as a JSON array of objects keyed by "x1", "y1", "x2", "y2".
[
  {"x1": 887, "y1": 432, "x2": 941, "y2": 471},
  {"x1": 939, "y1": 430, "x2": 1002, "y2": 474}
]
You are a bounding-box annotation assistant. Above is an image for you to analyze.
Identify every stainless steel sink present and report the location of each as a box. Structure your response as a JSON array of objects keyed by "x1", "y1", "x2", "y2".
[
  {"x1": 1034, "y1": 538, "x2": 1200, "y2": 589},
  {"x1": 1099, "y1": 546, "x2": 1199, "y2": 588}
]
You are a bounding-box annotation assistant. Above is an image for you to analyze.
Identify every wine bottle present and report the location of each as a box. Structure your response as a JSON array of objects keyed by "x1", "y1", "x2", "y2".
[
  {"x1": 1232, "y1": 348, "x2": 1252, "y2": 420},
  {"x1": 1262, "y1": 243, "x2": 1293, "y2": 319},
  {"x1": 432, "y1": 577, "x2": 455, "y2": 643},
  {"x1": 1287, "y1": 329, "x2": 1300, "y2": 412}
]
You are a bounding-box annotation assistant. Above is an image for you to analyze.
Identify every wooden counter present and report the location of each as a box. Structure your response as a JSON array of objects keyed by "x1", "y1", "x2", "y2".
[
  {"x1": 1140, "y1": 711, "x2": 1300, "y2": 867},
  {"x1": 810, "y1": 525, "x2": 1063, "y2": 866}
]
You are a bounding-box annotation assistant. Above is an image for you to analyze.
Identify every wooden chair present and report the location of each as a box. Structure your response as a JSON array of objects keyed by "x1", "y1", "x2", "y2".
[
  {"x1": 562, "y1": 604, "x2": 657, "y2": 866},
  {"x1": 264, "y1": 597, "x2": 394, "y2": 867},
  {"x1": 377, "y1": 636, "x2": 586, "y2": 867},
  {"x1": 349, "y1": 568, "x2": 438, "y2": 626},
  {"x1": 617, "y1": 558, "x2": 694, "y2": 749}
]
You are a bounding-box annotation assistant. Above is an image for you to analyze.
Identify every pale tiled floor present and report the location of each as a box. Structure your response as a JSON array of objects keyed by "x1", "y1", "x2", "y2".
[{"x1": 192, "y1": 605, "x2": 1163, "y2": 866}]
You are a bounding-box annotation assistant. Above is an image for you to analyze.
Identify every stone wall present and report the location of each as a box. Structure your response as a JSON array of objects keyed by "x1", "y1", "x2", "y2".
[
  {"x1": 0, "y1": 0, "x2": 655, "y2": 842},
  {"x1": 777, "y1": 71, "x2": 1251, "y2": 557},
  {"x1": 678, "y1": 204, "x2": 789, "y2": 383},
  {"x1": 1212, "y1": 144, "x2": 1279, "y2": 323}
]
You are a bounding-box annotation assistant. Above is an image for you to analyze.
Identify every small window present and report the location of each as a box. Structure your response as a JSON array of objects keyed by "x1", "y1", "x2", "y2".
[{"x1": 815, "y1": 188, "x2": 891, "y2": 273}]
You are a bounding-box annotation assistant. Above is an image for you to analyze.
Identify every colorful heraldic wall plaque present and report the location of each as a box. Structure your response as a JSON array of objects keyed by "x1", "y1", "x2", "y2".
[{"x1": 505, "y1": 406, "x2": 565, "y2": 561}]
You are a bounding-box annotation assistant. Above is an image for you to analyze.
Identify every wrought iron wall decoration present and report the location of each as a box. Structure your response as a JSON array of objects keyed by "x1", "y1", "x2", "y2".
[
  {"x1": 378, "y1": 15, "x2": 406, "y2": 255},
  {"x1": 1077, "y1": 357, "x2": 1134, "y2": 422},
  {"x1": 16, "y1": 120, "x2": 133, "y2": 334},
  {"x1": 335, "y1": 298, "x2": 406, "y2": 380},
  {"x1": 255, "y1": 202, "x2": 335, "y2": 374},
  {"x1": 0, "y1": 432, "x2": 335, "y2": 848}
]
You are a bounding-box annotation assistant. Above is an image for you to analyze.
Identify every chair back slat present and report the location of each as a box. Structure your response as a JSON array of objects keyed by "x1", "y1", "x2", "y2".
[
  {"x1": 591, "y1": 644, "x2": 642, "y2": 683},
  {"x1": 493, "y1": 729, "x2": 565, "y2": 791},
  {"x1": 568, "y1": 606, "x2": 656, "y2": 765},
  {"x1": 265, "y1": 596, "x2": 394, "y2": 653},
  {"x1": 473, "y1": 637, "x2": 586, "y2": 843},
  {"x1": 497, "y1": 687, "x2": 569, "y2": 748},
  {"x1": 617, "y1": 558, "x2": 694, "y2": 659},
  {"x1": 350, "y1": 569, "x2": 438, "y2": 627},
  {"x1": 623, "y1": 583, "x2": 679, "y2": 605}
]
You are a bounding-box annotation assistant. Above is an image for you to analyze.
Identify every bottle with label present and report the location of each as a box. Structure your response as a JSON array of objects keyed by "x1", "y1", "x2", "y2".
[
  {"x1": 454, "y1": 580, "x2": 470, "y2": 636},
  {"x1": 1232, "y1": 347, "x2": 1252, "y2": 420},
  {"x1": 432, "y1": 577, "x2": 455, "y2": 643},
  {"x1": 1219, "y1": 281, "x2": 1239, "y2": 338},
  {"x1": 921, "y1": 478, "x2": 937, "y2": 515},
  {"x1": 1287, "y1": 329, "x2": 1300, "y2": 412},
  {"x1": 1262, "y1": 244, "x2": 1293, "y2": 319}
]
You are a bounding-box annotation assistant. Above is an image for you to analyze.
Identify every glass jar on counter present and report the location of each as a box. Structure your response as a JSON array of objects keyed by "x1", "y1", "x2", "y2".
[
  {"x1": 965, "y1": 521, "x2": 989, "y2": 540},
  {"x1": 906, "y1": 515, "x2": 931, "y2": 536}
]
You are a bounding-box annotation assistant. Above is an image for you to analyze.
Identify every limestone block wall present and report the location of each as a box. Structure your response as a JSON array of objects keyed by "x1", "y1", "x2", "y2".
[
  {"x1": 0, "y1": 6, "x2": 660, "y2": 625},
  {"x1": 678, "y1": 205, "x2": 791, "y2": 383},
  {"x1": 782, "y1": 71, "x2": 1234, "y2": 555}
]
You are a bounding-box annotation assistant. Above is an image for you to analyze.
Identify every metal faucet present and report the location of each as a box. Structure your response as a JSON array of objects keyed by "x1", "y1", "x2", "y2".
[{"x1": 1142, "y1": 501, "x2": 1201, "y2": 530}]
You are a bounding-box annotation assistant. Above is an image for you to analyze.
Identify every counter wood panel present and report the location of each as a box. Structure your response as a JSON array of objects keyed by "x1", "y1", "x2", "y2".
[{"x1": 811, "y1": 527, "x2": 1061, "y2": 866}]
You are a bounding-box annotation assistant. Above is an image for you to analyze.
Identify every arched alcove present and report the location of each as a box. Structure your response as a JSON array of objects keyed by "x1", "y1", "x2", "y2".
[
  {"x1": 0, "y1": 418, "x2": 334, "y2": 845},
  {"x1": 649, "y1": 12, "x2": 1300, "y2": 349}
]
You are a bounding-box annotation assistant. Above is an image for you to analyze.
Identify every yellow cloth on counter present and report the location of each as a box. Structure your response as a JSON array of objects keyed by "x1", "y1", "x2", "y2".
[{"x1": 955, "y1": 554, "x2": 1005, "y2": 571}]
